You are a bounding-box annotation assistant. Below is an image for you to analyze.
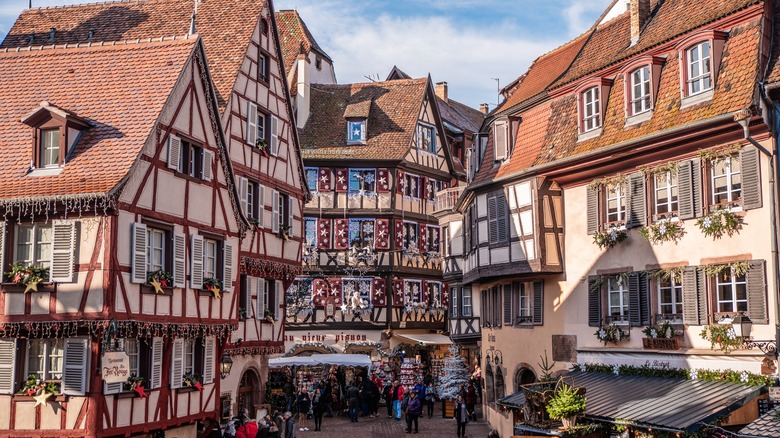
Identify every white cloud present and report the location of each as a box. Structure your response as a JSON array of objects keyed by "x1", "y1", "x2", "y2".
[{"x1": 562, "y1": 0, "x2": 613, "y2": 36}]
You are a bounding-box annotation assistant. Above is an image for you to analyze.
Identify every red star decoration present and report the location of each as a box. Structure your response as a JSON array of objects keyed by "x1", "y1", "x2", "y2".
[
  {"x1": 194, "y1": 381, "x2": 204, "y2": 392},
  {"x1": 133, "y1": 383, "x2": 148, "y2": 398}
]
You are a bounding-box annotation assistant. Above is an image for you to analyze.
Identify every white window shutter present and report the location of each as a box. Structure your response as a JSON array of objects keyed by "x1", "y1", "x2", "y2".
[
  {"x1": 223, "y1": 242, "x2": 234, "y2": 292},
  {"x1": 274, "y1": 281, "x2": 281, "y2": 320},
  {"x1": 202, "y1": 150, "x2": 214, "y2": 182},
  {"x1": 272, "y1": 190, "x2": 280, "y2": 233},
  {"x1": 173, "y1": 231, "x2": 186, "y2": 288},
  {"x1": 190, "y1": 234, "x2": 204, "y2": 289},
  {"x1": 245, "y1": 277, "x2": 254, "y2": 318},
  {"x1": 150, "y1": 338, "x2": 163, "y2": 389},
  {"x1": 0, "y1": 339, "x2": 16, "y2": 395},
  {"x1": 0, "y1": 221, "x2": 6, "y2": 283},
  {"x1": 131, "y1": 222, "x2": 148, "y2": 284},
  {"x1": 287, "y1": 196, "x2": 294, "y2": 237},
  {"x1": 62, "y1": 338, "x2": 88, "y2": 396},
  {"x1": 246, "y1": 102, "x2": 258, "y2": 145},
  {"x1": 258, "y1": 185, "x2": 266, "y2": 228},
  {"x1": 494, "y1": 121, "x2": 508, "y2": 161},
  {"x1": 167, "y1": 134, "x2": 182, "y2": 171},
  {"x1": 256, "y1": 278, "x2": 266, "y2": 319},
  {"x1": 170, "y1": 338, "x2": 184, "y2": 389},
  {"x1": 50, "y1": 220, "x2": 76, "y2": 283},
  {"x1": 203, "y1": 336, "x2": 215, "y2": 384},
  {"x1": 239, "y1": 177, "x2": 249, "y2": 214},
  {"x1": 271, "y1": 116, "x2": 279, "y2": 156}
]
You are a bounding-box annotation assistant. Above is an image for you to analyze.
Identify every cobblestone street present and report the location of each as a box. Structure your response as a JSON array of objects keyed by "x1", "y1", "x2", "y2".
[{"x1": 289, "y1": 407, "x2": 491, "y2": 438}]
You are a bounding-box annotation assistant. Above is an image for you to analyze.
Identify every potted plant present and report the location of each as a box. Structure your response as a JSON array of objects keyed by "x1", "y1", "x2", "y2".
[
  {"x1": 203, "y1": 277, "x2": 222, "y2": 298},
  {"x1": 146, "y1": 269, "x2": 173, "y2": 294},
  {"x1": 641, "y1": 320, "x2": 681, "y2": 350},
  {"x1": 546, "y1": 383, "x2": 586, "y2": 429},
  {"x1": 592, "y1": 225, "x2": 628, "y2": 250},
  {"x1": 6, "y1": 263, "x2": 49, "y2": 293},
  {"x1": 183, "y1": 373, "x2": 203, "y2": 391},
  {"x1": 696, "y1": 207, "x2": 743, "y2": 239},
  {"x1": 700, "y1": 323, "x2": 742, "y2": 354},
  {"x1": 264, "y1": 309, "x2": 276, "y2": 324},
  {"x1": 594, "y1": 323, "x2": 629, "y2": 345},
  {"x1": 255, "y1": 137, "x2": 269, "y2": 156},
  {"x1": 278, "y1": 225, "x2": 292, "y2": 242},
  {"x1": 639, "y1": 217, "x2": 685, "y2": 244}
]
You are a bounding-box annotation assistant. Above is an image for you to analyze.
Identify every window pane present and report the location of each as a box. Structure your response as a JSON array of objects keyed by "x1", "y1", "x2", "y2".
[
  {"x1": 16, "y1": 225, "x2": 33, "y2": 265},
  {"x1": 47, "y1": 340, "x2": 63, "y2": 380},
  {"x1": 41, "y1": 129, "x2": 60, "y2": 167},
  {"x1": 36, "y1": 225, "x2": 52, "y2": 268},
  {"x1": 27, "y1": 340, "x2": 44, "y2": 380},
  {"x1": 306, "y1": 169, "x2": 318, "y2": 191}
]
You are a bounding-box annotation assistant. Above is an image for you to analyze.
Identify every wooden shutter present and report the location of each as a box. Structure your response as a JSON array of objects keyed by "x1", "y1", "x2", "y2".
[
  {"x1": 497, "y1": 196, "x2": 508, "y2": 243},
  {"x1": 202, "y1": 336, "x2": 215, "y2": 384},
  {"x1": 335, "y1": 169, "x2": 349, "y2": 193},
  {"x1": 421, "y1": 177, "x2": 429, "y2": 201},
  {"x1": 627, "y1": 172, "x2": 646, "y2": 228},
  {"x1": 628, "y1": 272, "x2": 651, "y2": 327},
  {"x1": 50, "y1": 220, "x2": 76, "y2": 282},
  {"x1": 393, "y1": 279, "x2": 404, "y2": 306},
  {"x1": 691, "y1": 158, "x2": 702, "y2": 218},
  {"x1": 271, "y1": 190, "x2": 280, "y2": 233},
  {"x1": 190, "y1": 233, "x2": 204, "y2": 289},
  {"x1": 246, "y1": 102, "x2": 258, "y2": 145},
  {"x1": 150, "y1": 338, "x2": 163, "y2": 389},
  {"x1": 258, "y1": 185, "x2": 266, "y2": 228},
  {"x1": 131, "y1": 222, "x2": 148, "y2": 284},
  {"x1": 494, "y1": 121, "x2": 508, "y2": 161},
  {"x1": 173, "y1": 231, "x2": 186, "y2": 288},
  {"x1": 63, "y1": 338, "x2": 88, "y2": 396},
  {"x1": 0, "y1": 339, "x2": 16, "y2": 395},
  {"x1": 167, "y1": 134, "x2": 182, "y2": 170},
  {"x1": 274, "y1": 281, "x2": 282, "y2": 319},
  {"x1": 377, "y1": 168, "x2": 390, "y2": 192},
  {"x1": 682, "y1": 266, "x2": 708, "y2": 325},
  {"x1": 586, "y1": 186, "x2": 599, "y2": 235},
  {"x1": 318, "y1": 169, "x2": 331, "y2": 192},
  {"x1": 488, "y1": 196, "x2": 498, "y2": 243},
  {"x1": 503, "y1": 284, "x2": 513, "y2": 325},
  {"x1": 287, "y1": 196, "x2": 294, "y2": 237},
  {"x1": 242, "y1": 276, "x2": 252, "y2": 317},
  {"x1": 0, "y1": 221, "x2": 5, "y2": 283},
  {"x1": 257, "y1": 278, "x2": 266, "y2": 317},
  {"x1": 396, "y1": 169, "x2": 406, "y2": 194},
  {"x1": 317, "y1": 218, "x2": 331, "y2": 249},
  {"x1": 747, "y1": 260, "x2": 768, "y2": 324},
  {"x1": 441, "y1": 282, "x2": 449, "y2": 309},
  {"x1": 328, "y1": 278, "x2": 342, "y2": 306},
  {"x1": 532, "y1": 281, "x2": 544, "y2": 325},
  {"x1": 677, "y1": 160, "x2": 694, "y2": 219},
  {"x1": 202, "y1": 150, "x2": 214, "y2": 182},
  {"x1": 374, "y1": 219, "x2": 389, "y2": 249},
  {"x1": 170, "y1": 338, "x2": 184, "y2": 389},
  {"x1": 334, "y1": 219, "x2": 349, "y2": 249},
  {"x1": 588, "y1": 276, "x2": 601, "y2": 327},
  {"x1": 223, "y1": 242, "x2": 234, "y2": 292},
  {"x1": 238, "y1": 177, "x2": 249, "y2": 214},
  {"x1": 372, "y1": 277, "x2": 386, "y2": 306},
  {"x1": 270, "y1": 116, "x2": 279, "y2": 156},
  {"x1": 394, "y1": 219, "x2": 404, "y2": 249},
  {"x1": 419, "y1": 223, "x2": 428, "y2": 253},
  {"x1": 740, "y1": 146, "x2": 762, "y2": 210}
]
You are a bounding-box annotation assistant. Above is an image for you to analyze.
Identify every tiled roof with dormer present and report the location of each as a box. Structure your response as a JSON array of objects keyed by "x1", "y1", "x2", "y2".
[
  {"x1": 300, "y1": 78, "x2": 428, "y2": 161},
  {"x1": 1, "y1": 0, "x2": 265, "y2": 112},
  {"x1": 0, "y1": 37, "x2": 197, "y2": 200},
  {"x1": 276, "y1": 9, "x2": 332, "y2": 78},
  {"x1": 437, "y1": 97, "x2": 484, "y2": 135}
]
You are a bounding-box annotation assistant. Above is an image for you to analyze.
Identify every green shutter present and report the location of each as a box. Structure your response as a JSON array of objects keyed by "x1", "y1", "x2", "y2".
[
  {"x1": 586, "y1": 186, "x2": 599, "y2": 235},
  {"x1": 627, "y1": 172, "x2": 646, "y2": 228},
  {"x1": 532, "y1": 281, "x2": 544, "y2": 325},
  {"x1": 746, "y1": 260, "x2": 768, "y2": 324},
  {"x1": 588, "y1": 276, "x2": 601, "y2": 327},
  {"x1": 740, "y1": 146, "x2": 762, "y2": 210}
]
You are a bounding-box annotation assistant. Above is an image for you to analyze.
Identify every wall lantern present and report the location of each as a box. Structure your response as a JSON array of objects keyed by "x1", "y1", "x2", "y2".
[
  {"x1": 732, "y1": 312, "x2": 753, "y2": 339},
  {"x1": 220, "y1": 352, "x2": 234, "y2": 379}
]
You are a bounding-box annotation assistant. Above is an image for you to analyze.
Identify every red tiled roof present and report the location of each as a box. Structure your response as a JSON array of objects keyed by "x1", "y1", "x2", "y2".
[
  {"x1": 1, "y1": 0, "x2": 265, "y2": 112},
  {"x1": 763, "y1": 0, "x2": 780, "y2": 86},
  {"x1": 276, "y1": 9, "x2": 332, "y2": 79},
  {"x1": 437, "y1": 97, "x2": 484, "y2": 134},
  {"x1": 553, "y1": 0, "x2": 760, "y2": 88},
  {"x1": 300, "y1": 79, "x2": 428, "y2": 161},
  {"x1": 0, "y1": 37, "x2": 197, "y2": 200}
]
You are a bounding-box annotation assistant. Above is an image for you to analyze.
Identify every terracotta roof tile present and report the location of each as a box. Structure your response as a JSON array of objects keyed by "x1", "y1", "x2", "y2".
[
  {"x1": 553, "y1": 0, "x2": 760, "y2": 88},
  {"x1": 275, "y1": 9, "x2": 332, "y2": 79},
  {"x1": 437, "y1": 97, "x2": 484, "y2": 133},
  {"x1": 0, "y1": 37, "x2": 196, "y2": 200},
  {"x1": 763, "y1": 0, "x2": 780, "y2": 85},
  {"x1": 300, "y1": 79, "x2": 428, "y2": 161},
  {"x1": 1, "y1": 0, "x2": 264, "y2": 112}
]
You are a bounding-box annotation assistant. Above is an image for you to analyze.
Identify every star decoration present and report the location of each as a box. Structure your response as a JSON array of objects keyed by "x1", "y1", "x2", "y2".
[
  {"x1": 149, "y1": 278, "x2": 165, "y2": 294},
  {"x1": 338, "y1": 176, "x2": 345, "y2": 184},
  {"x1": 337, "y1": 229, "x2": 346, "y2": 236},
  {"x1": 340, "y1": 304, "x2": 348, "y2": 312},
  {"x1": 379, "y1": 177, "x2": 387, "y2": 185},
  {"x1": 353, "y1": 128, "x2": 361, "y2": 136},
  {"x1": 321, "y1": 229, "x2": 328, "y2": 236},
  {"x1": 320, "y1": 175, "x2": 329, "y2": 183},
  {"x1": 24, "y1": 279, "x2": 41, "y2": 294},
  {"x1": 379, "y1": 230, "x2": 387, "y2": 238},
  {"x1": 133, "y1": 383, "x2": 148, "y2": 398},
  {"x1": 194, "y1": 381, "x2": 204, "y2": 392},
  {"x1": 211, "y1": 287, "x2": 222, "y2": 299},
  {"x1": 34, "y1": 391, "x2": 52, "y2": 408}
]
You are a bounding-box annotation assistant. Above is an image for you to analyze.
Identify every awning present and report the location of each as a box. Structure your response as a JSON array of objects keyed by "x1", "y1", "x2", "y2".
[
  {"x1": 738, "y1": 407, "x2": 780, "y2": 437},
  {"x1": 496, "y1": 390, "x2": 526, "y2": 408},
  {"x1": 268, "y1": 353, "x2": 372, "y2": 368},
  {"x1": 568, "y1": 371, "x2": 764, "y2": 433},
  {"x1": 396, "y1": 333, "x2": 453, "y2": 345}
]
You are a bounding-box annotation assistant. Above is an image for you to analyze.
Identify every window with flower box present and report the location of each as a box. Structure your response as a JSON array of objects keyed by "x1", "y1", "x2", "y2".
[
  {"x1": 27, "y1": 339, "x2": 63, "y2": 382},
  {"x1": 657, "y1": 277, "x2": 683, "y2": 320},
  {"x1": 588, "y1": 272, "x2": 651, "y2": 327},
  {"x1": 15, "y1": 223, "x2": 52, "y2": 270},
  {"x1": 587, "y1": 173, "x2": 648, "y2": 234}
]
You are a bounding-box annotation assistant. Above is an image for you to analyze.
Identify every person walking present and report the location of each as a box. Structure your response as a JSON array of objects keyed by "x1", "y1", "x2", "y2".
[
  {"x1": 322, "y1": 380, "x2": 334, "y2": 418},
  {"x1": 347, "y1": 381, "x2": 361, "y2": 422},
  {"x1": 283, "y1": 378, "x2": 296, "y2": 413},
  {"x1": 311, "y1": 388, "x2": 325, "y2": 431},
  {"x1": 405, "y1": 391, "x2": 422, "y2": 434},
  {"x1": 465, "y1": 381, "x2": 478, "y2": 421},
  {"x1": 383, "y1": 381, "x2": 394, "y2": 418},
  {"x1": 454, "y1": 395, "x2": 469, "y2": 437},
  {"x1": 295, "y1": 389, "x2": 311, "y2": 431},
  {"x1": 283, "y1": 412, "x2": 296, "y2": 438},
  {"x1": 394, "y1": 381, "x2": 405, "y2": 420},
  {"x1": 424, "y1": 382, "x2": 437, "y2": 418}
]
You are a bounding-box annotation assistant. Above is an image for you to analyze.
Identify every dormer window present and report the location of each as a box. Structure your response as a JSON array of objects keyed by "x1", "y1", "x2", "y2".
[
  {"x1": 575, "y1": 78, "x2": 612, "y2": 141},
  {"x1": 22, "y1": 101, "x2": 90, "y2": 172},
  {"x1": 347, "y1": 119, "x2": 367, "y2": 144},
  {"x1": 582, "y1": 87, "x2": 600, "y2": 132},
  {"x1": 621, "y1": 56, "x2": 664, "y2": 124},
  {"x1": 677, "y1": 30, "x2": 726, "y2": 108},
  {"x1": 40, "y1": 129, "x2": 60, "y2": 168},
  {"x1": 630, "y1": 66, "x2": 651, "y2": 115},
  {"x1": 416, "y1": 123, "x2": 436, "y2": 153},
  {"x1": 493, "y1": 120, "x2": 509, "y2": 161}
]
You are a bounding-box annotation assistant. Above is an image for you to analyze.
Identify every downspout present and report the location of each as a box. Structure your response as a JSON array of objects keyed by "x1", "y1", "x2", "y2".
[{"x1": 735, "y1": 105, "x2": 780, "y2": 363}]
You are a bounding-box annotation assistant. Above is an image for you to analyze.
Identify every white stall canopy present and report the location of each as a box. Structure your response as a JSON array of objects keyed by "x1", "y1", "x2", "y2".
[{"x1": 269, "y1": 353, "x2": 372, "y2": 368}]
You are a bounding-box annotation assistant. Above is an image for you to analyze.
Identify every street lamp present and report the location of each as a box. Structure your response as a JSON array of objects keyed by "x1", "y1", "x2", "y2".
[
  {"x1": 732, "y1": 312, "x2": 753, "y2": 339},
  {"x1": 220, "y1": 351, "x2": 234, "y2": 379}
]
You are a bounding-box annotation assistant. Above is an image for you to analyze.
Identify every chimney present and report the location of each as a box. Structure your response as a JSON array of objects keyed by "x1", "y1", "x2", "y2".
[
  {"x1": 435, "y1": 81, "x2": 448, "y2": 102},
  {"x1": 630, "y1": 0, "x2": 650, "y2": 46},
  {"x1": 479, "y1": 103, "x2": 489, "y2": 114}
]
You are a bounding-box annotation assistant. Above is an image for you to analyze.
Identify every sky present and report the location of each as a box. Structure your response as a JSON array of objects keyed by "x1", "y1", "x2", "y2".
[{"x1": 0, "y1": 0, "x2": 612, "y2": 109}]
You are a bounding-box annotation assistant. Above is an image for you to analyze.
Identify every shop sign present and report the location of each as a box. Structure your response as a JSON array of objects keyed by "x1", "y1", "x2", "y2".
[{"x1": 102, "y1": 351, "x2": 130, "y2": 383}]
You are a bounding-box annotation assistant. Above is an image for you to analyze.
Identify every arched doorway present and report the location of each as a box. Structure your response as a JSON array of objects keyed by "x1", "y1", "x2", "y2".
[
  {"x1": 495, "y1": 367, "x2": 505, "y2": 401},
  {"x1": 484, "y1": 363, "x2": 494, "y2": 403},
  {"x1": 237, "y1": 369, "x2": 262, "y2": 416},
  {"x1": 514, "y1": 367, "x2": 537, "y2": 392}
]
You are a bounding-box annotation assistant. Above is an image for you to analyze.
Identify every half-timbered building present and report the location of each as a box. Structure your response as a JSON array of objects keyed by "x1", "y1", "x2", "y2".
[
  {"x1": 0, "y1": 33, "x2": 242, "y2": 436},
  {"x1": 3, "y1": 0, "x2": 309, "y2": 419},
  {"x1": 286, "y1": 77, "x2": 460, "y2": 356}
]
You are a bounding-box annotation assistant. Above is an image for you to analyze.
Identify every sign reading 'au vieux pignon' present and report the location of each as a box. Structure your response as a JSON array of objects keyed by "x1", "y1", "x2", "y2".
[{"x1": 102, "y1": 351, "x2": 131, "y2": 383}]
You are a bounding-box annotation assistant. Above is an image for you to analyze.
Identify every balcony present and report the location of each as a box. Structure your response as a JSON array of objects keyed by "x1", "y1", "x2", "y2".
[{"x1": 433, "y1": 186, "x2": 464, "y2": 214}]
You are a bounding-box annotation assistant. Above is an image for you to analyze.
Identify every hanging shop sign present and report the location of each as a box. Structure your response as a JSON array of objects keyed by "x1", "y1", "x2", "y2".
[{"x1": 102, "y1": 351, "x2": 131, "y2": 383}]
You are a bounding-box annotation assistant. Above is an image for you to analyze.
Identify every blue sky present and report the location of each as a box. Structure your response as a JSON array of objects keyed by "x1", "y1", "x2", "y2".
[{"x1": 1, "y1": 0, "x2": 612, "y2": 109}]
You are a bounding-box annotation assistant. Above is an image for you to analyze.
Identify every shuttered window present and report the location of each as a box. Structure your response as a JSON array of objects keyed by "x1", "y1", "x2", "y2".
[
  {"x1": 0, "y1": 339, "x2": 16, "y2": 395},
  {"x1": 493, "y1": 120, "x2": 509, "y2": 161},
  {"x1": 715, "y1": 269, "x2": 747, "y2": 313},
  {"x1": 170, "y1": 338, "x2": 184, "y2": 389},
  {"x1": 150, "y1": 338, "x2": 163, "y2": 389},
  {"x1": 657, "y1": 277, "x2": 683, "y2": 319},
  {"x1": 62, "y1": 338, "x2": 88, "y2": 396},
  {"x1": 654, "y1": 171, "x2": 679, "y2": 216},
  {"x1": 607, "y1": 277, "x2": 629, "y2": 323},
  {"x1": 605, "y1": 184, "x2": 626, "y2": 224},
  {"x1": 710, "y1": 155, "x2": 741, "y2": 207},
  {"x1": 488, "y1": 194, "x2": 508, "y2": 244}
]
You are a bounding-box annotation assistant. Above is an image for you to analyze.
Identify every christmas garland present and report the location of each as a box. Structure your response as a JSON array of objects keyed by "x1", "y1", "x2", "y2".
[
  {"x1": 0, "y1": 192, "x2": 116, "y2": 222},
  {"x1": 283, "y1": 342, "x2": 337, "y2": 356},
  {"x1": 226, "y1": 345, "x2": 285, "y2": 356},
  {"x1": 0, "y1": 320, "x2": 237, "y2": 340},
  {"x1": 572, "y1": 362, "x2": 773, "y2": 387},
  {"x1": 242, "y1": 256, "x2": 302, "y2": 282}
]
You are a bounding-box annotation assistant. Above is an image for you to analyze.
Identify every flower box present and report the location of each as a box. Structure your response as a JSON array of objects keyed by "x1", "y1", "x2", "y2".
[{"x1": 642, "y1": 337, "x2": 681, "y2": 350}]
